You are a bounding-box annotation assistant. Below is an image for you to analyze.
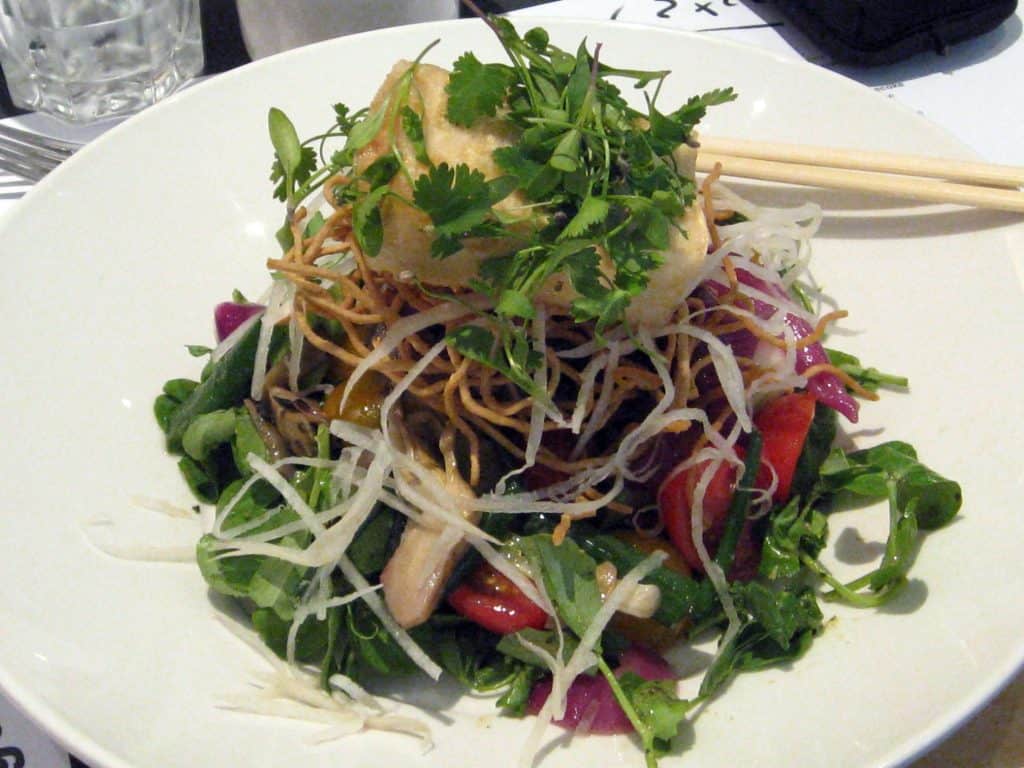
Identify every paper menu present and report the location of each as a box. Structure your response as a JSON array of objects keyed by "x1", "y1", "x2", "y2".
[
  {"x1": 0, "y1": 697, "x2": 69, "y2": 768},
  {"x1": 517, "y1": 0, "x2": 1024, "y2": 166}
]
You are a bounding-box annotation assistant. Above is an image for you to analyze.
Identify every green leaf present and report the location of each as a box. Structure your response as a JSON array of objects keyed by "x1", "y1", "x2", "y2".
[
  {"x1": 496, "y1": 627, "x2": 579, "y2": 668},
  {"x1": 232, "y1": 409, "x2": 268, "y2": 476},
  {"x1": 616, "y1": 672, "x2": 693, "y2": 749},
  {"x1": 413, "y1": 162, "x2": 492, "y2": 230},
  {"x1": 268, "y1": 107, "x2": 303, "y2": 183},
  {"x1": 759, "y1": 496, "x2": 828, "y2": 581},
  {"x1": 789, "y1": 403, "x2": 837, "y2": 501},
  {"x1": 446, "y1": 325, "x2": 538, "y2": 397},
  {"x1": 352, "y1": 185, "x2": 389, "y2": 257},
  {"x1": 569, "y1": 527, "x2": 715, "y2": 626},
  {"x1": 497, "y1": 664, "x2": 544, "y2": 715},
  {"x1": 182, "y1": 409, "x2": 237, "y2": 462},
  {"x1": 699, "y1": 584, "x2": 821, "y2": 699},
  {"x1": 559, "y1": 196, "x2": 609, "y2": 240},
  {"x1": 400, "y1": 106, "x2": 431, "y2": 165},
  {"x1": 344, "y1": 99, "x2": 390, "y2": 153},
  {"x1": 807, "y1": 441, "x2": 960, "y2": 605},
  {"x1": 549, "y1": 128, "x2": 581, "y2": 172},
  {"x1": 826, "y1": 348, "x2": 909, "y2": 392},
  {"x1": 518, "y1": 534, "x2": 602, "y2": 640},
  {"x1": 445, "y1": 52, "x2": 515, "y2": 127},
  {"x1": 360, "y1": 152, "x2": 401, "y2": 189},
  {"x1": 714, "y1": 430, "x2": 762, "y2": 576},
  {"x1": 496, "y1": 288, "x2": 537, "y2": 320}
]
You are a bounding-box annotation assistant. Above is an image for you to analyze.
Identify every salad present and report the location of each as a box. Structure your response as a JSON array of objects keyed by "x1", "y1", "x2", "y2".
[{"x1": 154, "y1": 17, "x2": 962, "y2": 768}]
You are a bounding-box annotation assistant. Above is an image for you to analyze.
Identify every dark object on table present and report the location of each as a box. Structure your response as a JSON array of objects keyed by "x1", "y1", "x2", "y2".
[{"x1": 774, "y1": 0, "x2": 1018, "y2": 65}]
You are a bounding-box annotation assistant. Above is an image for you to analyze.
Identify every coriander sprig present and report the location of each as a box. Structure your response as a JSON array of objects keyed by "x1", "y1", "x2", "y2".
[{"x1": 267, "y1": 19, "x2": 736, "y2": 394}]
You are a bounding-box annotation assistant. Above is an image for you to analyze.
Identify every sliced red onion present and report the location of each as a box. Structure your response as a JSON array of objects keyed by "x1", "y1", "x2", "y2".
[
  {"x1": 702, "y1": 267, "x2": 859, "y2": 423},
  {"x1": 616, "y1": 645, "x2": 676, "y2": 681},
  {"x1": 527, "y1": 674, "x2": 631, "y2": 734},
  {"x1": 526, "y1": 645, "x2": 676, "y2": 735},
  {"x1": 214, "y1": 301, "x2": 265, "y2": 342}
]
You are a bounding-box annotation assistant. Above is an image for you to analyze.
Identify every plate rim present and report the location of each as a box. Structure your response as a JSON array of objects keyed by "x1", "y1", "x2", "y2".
[{"x1": 1, "y1": 15, "x2": 1021, "y2": 768}]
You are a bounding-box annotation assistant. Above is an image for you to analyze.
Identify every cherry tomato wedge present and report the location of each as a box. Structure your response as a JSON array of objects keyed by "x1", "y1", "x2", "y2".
[
  {"x1": 448, "y1": 563, "x2": 547, "y2": 635},
  {"x1": 755, "y1": 391, "x2": 816, "y2": 502},
  {"x1": 658, "y1": 392, "x2": 817, "y2": 577}
]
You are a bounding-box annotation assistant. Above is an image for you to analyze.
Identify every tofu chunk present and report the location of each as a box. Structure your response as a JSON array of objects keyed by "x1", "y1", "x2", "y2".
[{"x1": 355, "y1": 61, "x2": 710, "y2": 328}]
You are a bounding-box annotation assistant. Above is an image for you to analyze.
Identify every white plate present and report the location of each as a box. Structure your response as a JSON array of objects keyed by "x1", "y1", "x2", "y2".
[{"x1": 1, "y1": 18, "x2": 1022, "y2": 768}]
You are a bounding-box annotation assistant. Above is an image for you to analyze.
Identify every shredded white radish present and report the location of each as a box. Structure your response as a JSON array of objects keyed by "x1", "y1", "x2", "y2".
[
  {"x1": 250, "y1": 279, "x2": 294, "y2": 400},
  {"x1": 211, "y1": 310, "x2": 262, "y2": 364},
  {"x1": 337, "y1": 555, "x2": 443, "y2": 681}
]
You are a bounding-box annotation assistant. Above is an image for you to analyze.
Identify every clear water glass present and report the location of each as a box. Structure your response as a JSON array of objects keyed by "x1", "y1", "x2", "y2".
[{"x1": 0, "y1": 0, "x2": 203, "y2": 123}]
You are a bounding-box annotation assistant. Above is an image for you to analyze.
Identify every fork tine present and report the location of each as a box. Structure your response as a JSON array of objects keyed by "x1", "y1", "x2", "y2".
[
  {"x1": 0, "y1": 154, "x2": 48, "y2": 183},
  {"x1": 0, "y1": 134, "x2": 69, "y2": 166},
  {"x1": 0, "y1": 123, "x2": 80, "y2": 182},
  {"x1": 0, "y1": 123, "x2": 81, "y2": 155}
]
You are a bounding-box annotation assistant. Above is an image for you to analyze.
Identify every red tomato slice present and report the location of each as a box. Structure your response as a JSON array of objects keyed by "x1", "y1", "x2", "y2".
[
  {"x1": 755, "y1": 391, "x2": 816, "y2": 502},
  {"x1": 448, "y1": 563, "x2": 547, "y2": 635},
  {"x1": 657, "y1": 392, "x2": 817, "y2": 578},
  {"x1": 659, "y1": 459, "x2": 737, "y2": 574}
]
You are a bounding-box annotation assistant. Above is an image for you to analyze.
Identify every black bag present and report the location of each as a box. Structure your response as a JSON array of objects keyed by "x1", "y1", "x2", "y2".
[{"x1": 774, "y1": 0, "x2": 1019, "y2": 66}]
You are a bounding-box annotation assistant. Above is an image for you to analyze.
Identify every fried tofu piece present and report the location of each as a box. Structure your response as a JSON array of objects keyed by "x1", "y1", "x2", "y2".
[{"x1": 354, "y1": 61, "x2": 710, "y2": 328}]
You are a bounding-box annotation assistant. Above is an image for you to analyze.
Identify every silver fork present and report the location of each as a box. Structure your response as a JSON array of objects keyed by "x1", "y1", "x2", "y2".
[{"x1": 0, "y1": 122, "x2": 80, "y2": 183}]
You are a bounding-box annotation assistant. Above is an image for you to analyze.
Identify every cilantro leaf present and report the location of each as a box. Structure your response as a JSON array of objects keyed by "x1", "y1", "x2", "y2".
[
  {"x1": 413, "y1": 163, "x2": 491, "y2": 228},
  {"x1": 558, "y1": 196, "x2": 609, "y2": 240},
  {"x1": 518, "y1": 534, "x2": 603, "y2": 641},
  {"x1": 446, "y1": 325, "x2": 540, "y2": 397},
  {"x1": 446, "y1": 52, "x2": 515, "y2": 127},
  {"x1": 352, "y1": 185, "x2": 389, "y2": 257}
]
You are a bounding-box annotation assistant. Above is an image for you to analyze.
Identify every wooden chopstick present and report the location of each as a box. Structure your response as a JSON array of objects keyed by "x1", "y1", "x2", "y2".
[
  {"x1": 696, "y1": 151, "x2": 1024, "y2": 213},
  {"x1": 699, "y1": 136, "x2": 1024, "y2": 189}
]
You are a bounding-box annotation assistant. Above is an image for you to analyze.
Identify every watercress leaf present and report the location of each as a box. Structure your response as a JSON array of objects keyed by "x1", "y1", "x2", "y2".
[
  {"x1": 759, "y1": 496, "x2": 829, "y2": 581},
  {"x1": 826, "y1": 348, "x2": 909, "y2": 392},
  {"x1": 487, "y1": 174, "x2": 519, "y2": 205},
  {"x1": 565, "y1": 42, "x2": 593, "y2": 118},
  {"x1": 700, "y1": 585, "x2": 821, "y2": 699},
  {"x1": 714, "y1": 430, "x2": 762, "y2": 575},
  {"x1": 896, "y1": 464, "x2": 962, "y2": 529},
  {"x1": 181, "y1": 409, "x2": 237, "y2": 462},
  {"x1": 232, "y1": 409, "x2": 268, "y2": 476},
  {"x1": 268, "y1": 107, "x2": 303, "y2": 181},
  {"x1": 187, "y1": 344, "x2": 212, "y2": 358},
  {"x1": 498, "y1": 664, "x2": 544, "y2": 716},
  {"x1": 523, "y1": 26, "x2": 549, "y2": 51},
  {"x1": 616, "y1": 672, "x2": 693, "y2": 743},
  {"x1": 346, "y1": 505, "x2": 400, "y2": 575},
  {"x1": 178, "y1": 455, "x2": 219, "y2": 503},
  {"x1": 497, "y1": 627, "x2": 579, "y2": 668},
  {"x1": 447, "y1": 325, "x2": 500, "y2": 367},
  {"x1": 446, "y1": 52, "x2": 514, "y2": 127}
]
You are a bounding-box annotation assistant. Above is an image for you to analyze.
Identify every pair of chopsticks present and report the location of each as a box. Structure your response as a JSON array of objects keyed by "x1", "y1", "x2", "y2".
[{"x1": 695, "y1": 136, "x2": 1024, "y2": 213}]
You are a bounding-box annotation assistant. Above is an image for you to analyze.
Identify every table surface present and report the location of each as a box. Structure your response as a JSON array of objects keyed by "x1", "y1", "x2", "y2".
[{"x1": 1, "y1": 1, "x2": 1022, "y2": 766}]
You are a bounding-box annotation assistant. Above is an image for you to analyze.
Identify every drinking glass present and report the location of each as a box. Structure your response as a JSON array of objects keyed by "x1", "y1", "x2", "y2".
[
  {"x1": 0, "y1": 0, "x2": 204, "y2": 123},
  {"x1": 235, "y1": 0, "x2": 459, "y2": 59}
]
